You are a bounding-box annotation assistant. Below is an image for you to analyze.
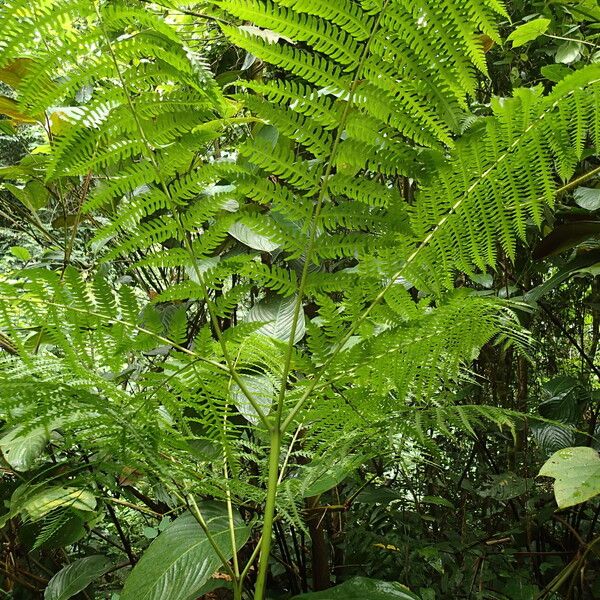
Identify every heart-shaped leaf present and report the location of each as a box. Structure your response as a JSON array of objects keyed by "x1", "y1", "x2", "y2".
[
  {"x1": 0, "y1": 424, "x2": 50, "y2": 471},
  {"x1": 555, "y1": 41, "x2": 582, "y2": 64}
]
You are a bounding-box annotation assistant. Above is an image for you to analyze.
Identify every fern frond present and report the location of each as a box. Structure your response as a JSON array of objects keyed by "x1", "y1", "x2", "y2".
[{"x1": 410, "y1": 66, "x2": 600, "y2": 283}]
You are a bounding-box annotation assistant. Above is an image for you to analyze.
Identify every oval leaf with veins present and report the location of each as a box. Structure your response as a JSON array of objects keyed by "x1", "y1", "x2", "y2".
[
  {"x1": 231, "y1": 374, "x2": 275, "y2": 425},
  {"x1": 246, "y1": 295, "x2": 305, "y2": 344},
  {"x1": 228, "y1": 221, "x2": 279, "y2": 251},
  {"x1": 45, "y1": 555, "x2": 112, "y2": 600},
  {"x1": 539, "y1": 446, "x2": 600, "y2": 508}
]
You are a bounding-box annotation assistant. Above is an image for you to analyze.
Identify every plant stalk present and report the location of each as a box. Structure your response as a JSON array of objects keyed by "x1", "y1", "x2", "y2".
[{"x1": 254, "y1": 427, "x2": 281, "y2": 600}]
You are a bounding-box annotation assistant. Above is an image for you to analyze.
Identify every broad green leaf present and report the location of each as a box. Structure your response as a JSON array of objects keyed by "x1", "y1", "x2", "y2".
[
  {"x1": 0, "y1": 425, "x2": 49, "y2": 470},
  {"x1": 507, "y1": 18, "x2": 550, "y2": 48},
  {"x1": 532, "y1": 424, "x2": 575, "y2": 455},
  {"x1": 228, "y1": 221, "x2": 279, "y2": 251},
  {"x1": 539, "y1": 375, "x2": 584, "y2": 423},
  {"x1": 539, "y1": 447, "x2": 600, "y2": 508},
  {"x1": 555, "y1": 41, "x2": 583, "y2": 64},
  {"x1": 231, "y1": 373, "x2": 275, "y2": 425},
  {"x1": 292, "y1": 576, "x2": 421, "y2": 599},
  {"x1": 421, "y1": 495, "x2": 454, "y2": 509},
  {"x1": 532, "y1": 221, "x2": 600, "y2": 259},
  {"x1": 0, "y1": 165, "x2": 29, "y2": 179},
  {"x1": 355, "y1": 486, "x2": 403, "y2": 504},
  {"x1": 470, "y1": 273, "x2": 493, "y2": 288},
  {"x1": 246, "y1": 295, "x2": 305, "y2": 343},
  {"x1": 45, "y1": 555, "x2": 113, "y2": 600},
  {"x1": 9, "y1": 246, "x2": 31, "y2": 260},
  {"x1": 5, "y1": 180, "x2": 49, "y2": 211},
  {"x1": 524, "y1": 248, "x2": 600, "y2": 302},
  {"x1": 22, "y1": 487, "x2": 96, "y2": 520},
  {"x1": 541, "y1": 64, "x2": 572, "y2": 83},
  {"x1": 569, "y1": 0, "x2": 600, "y2": 21},
  {"x1": 574, "y1": 187, "x2": 600, "y2": 211},
  {"x1": 120, "y1": 504, "x2": 250, "y2": 600}
]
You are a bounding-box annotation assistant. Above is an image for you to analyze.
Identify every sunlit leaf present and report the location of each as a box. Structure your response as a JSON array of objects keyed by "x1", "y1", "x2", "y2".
[
  {"x1": 507, "y1": 18, "x2": 551, "y2": 48},
  {"x1": 246, "y1": 295, "x2": 305, "y2": 343},
  {"x1": 22, "y1": 487, "x2": 96, "y2": 520},
  {"x1": 231, "y1": 373, "x2": 275, "y2": 424}
]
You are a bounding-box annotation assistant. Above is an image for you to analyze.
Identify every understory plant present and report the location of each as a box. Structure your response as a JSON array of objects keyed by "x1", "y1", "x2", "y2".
[{"x1": 0, "y1": 0, "x2": 599, "y2": 598}]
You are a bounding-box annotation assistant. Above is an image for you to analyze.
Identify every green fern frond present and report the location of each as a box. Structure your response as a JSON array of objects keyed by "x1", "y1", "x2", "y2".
[{"x1": 410, "y1": 65, "x2": 600, "y2": 283}]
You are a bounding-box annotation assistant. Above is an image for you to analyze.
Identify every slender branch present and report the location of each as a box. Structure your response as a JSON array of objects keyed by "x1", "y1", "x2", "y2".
[
  {"x1": 224, "y1": 462, "x2": 241, "y2": 579},
  {"x1": 61, "y1": 171, "x2": 93, "y2": 277},
  {"x1": 542, "y1": 33, "x2": 597, "y2": 47},
  {"x1": 106, "y1": 503, "x2": 137, "y2": 565},
  {"x1": 105, "y1": 497, "x2": 161, "y2": 517},
  {"x1": 239, "y1": 535, "x2": 263, "y2": 583},
  {"x1": 0, "y1": 566, "x2": 43, "y2": 592},
  {"x1": 556, "y1": 164, "x2": 600, "y2": 196},
  {"x1": 89, "y1": 527, "x2": 129, "y2": 554},
  {"x1": 540, "y1": 302, "x2": 600, "y2": 380}
]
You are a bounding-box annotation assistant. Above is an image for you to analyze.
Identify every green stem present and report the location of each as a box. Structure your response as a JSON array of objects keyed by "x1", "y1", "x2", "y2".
[
  {"x1": 233, "y1": 583, "x2": 243, "y2": 600},
  {"x1": 187, "y1": 495, "x2": 237, "y2": 580},
  {"x1": 240, "y1": 534, "x2": 262, "y2": 584},
  {"x1": 254, "y1": 428, "x2": 281, "y2": 600},
  {"x1": 275, "y1": 0, "x2": 390, "y2": 437},
  {"x1": 252, "y1": 7, "x2": 390, "y2": 597},
  {"x1": 225, "y1": 461, "x2": 241, "y2": 580}
]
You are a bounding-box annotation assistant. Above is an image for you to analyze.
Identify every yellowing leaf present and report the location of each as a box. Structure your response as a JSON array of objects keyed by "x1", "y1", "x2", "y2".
[
  {"x1": 477, "y1": 34, "x2": 495, "y2": 53},
  {"x1": 49, "y1": 108, "x2": 78, "y2": 135},
  {"x1": 0, "y1": 95, "x2": 38, "y2": 123},
  {"x1": 0, "y1": 58, "x2": 34, "y2": 89},
  {"x1": 23, "y1": 487, "x2": 96, "y2": 520}
]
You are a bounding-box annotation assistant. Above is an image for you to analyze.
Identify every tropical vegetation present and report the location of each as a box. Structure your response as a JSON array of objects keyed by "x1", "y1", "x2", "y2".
[{"x1": 0, "y1": 0, "x2": 600, "y2": 598}]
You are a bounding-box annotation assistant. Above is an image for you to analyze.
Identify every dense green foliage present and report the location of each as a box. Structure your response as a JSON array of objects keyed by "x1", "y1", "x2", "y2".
[{"x1": 0, "y1": 0, "x2": 600, "y2": 598}]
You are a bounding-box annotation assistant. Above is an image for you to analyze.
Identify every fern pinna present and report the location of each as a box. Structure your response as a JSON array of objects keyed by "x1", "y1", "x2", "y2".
[{"x1": 0, "y1": 0, "x2": 599, "y2": 598}]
